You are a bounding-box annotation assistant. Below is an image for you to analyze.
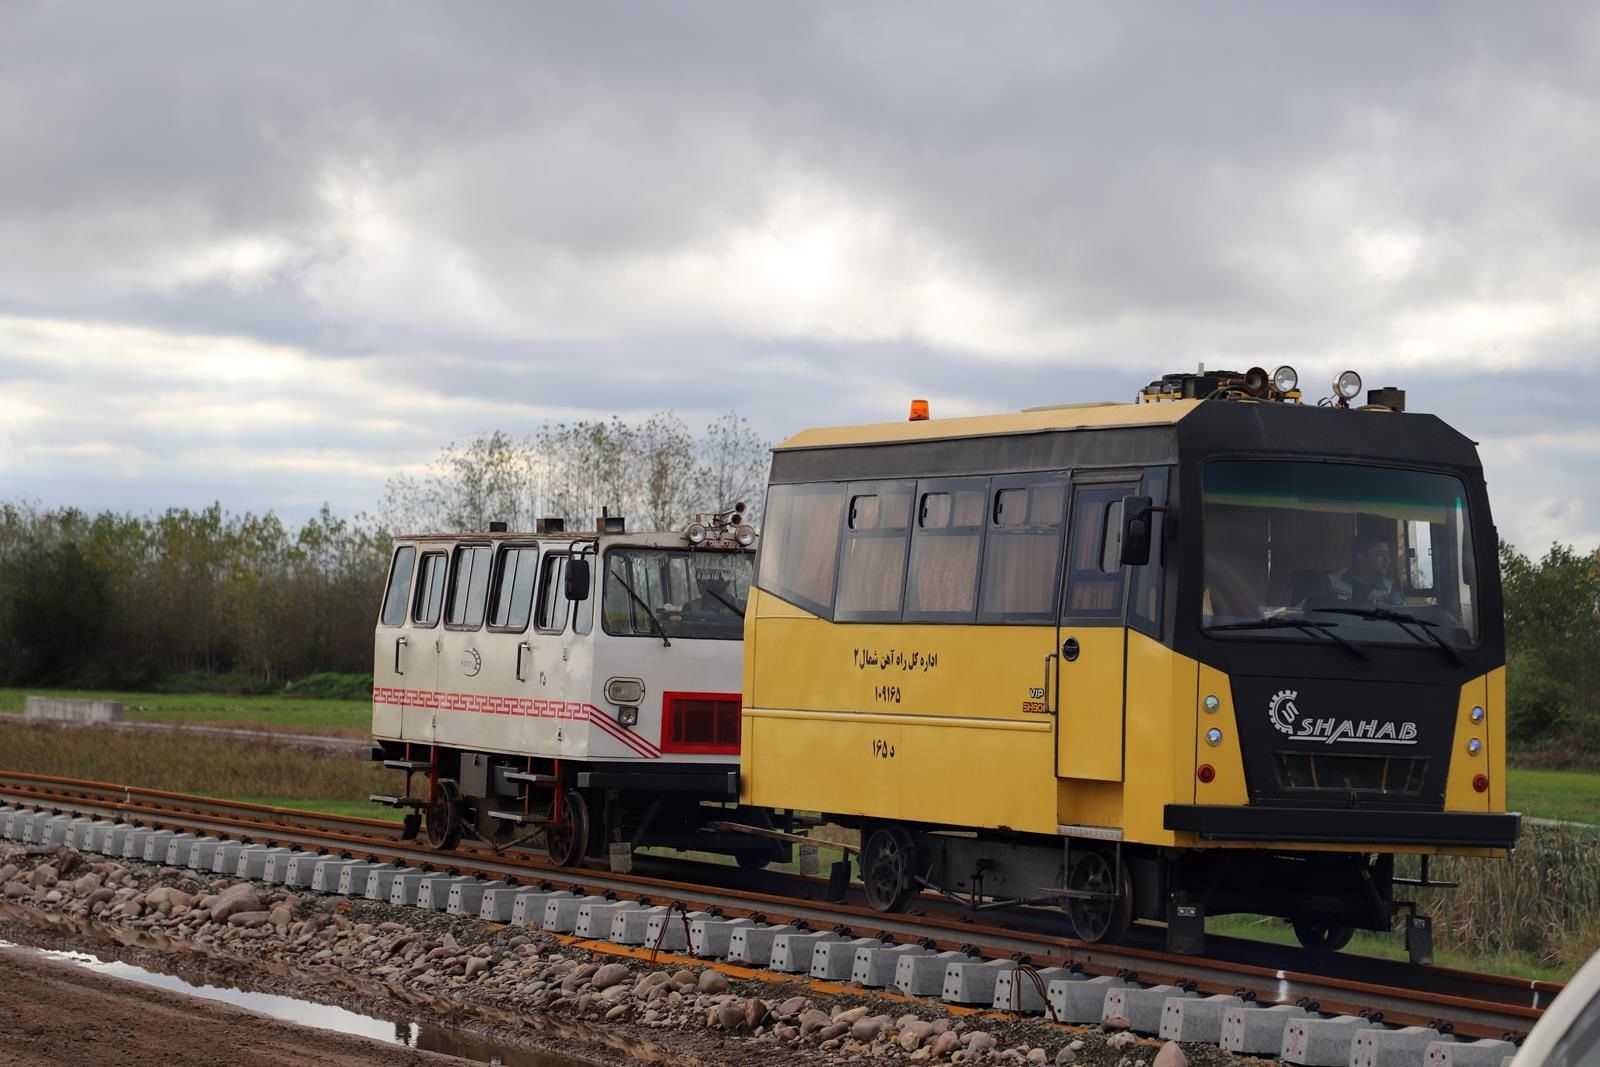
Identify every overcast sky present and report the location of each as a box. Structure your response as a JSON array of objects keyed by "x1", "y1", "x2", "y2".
[{"x1": 1, "y1": 2, "x2": 1596, "y2": 552}]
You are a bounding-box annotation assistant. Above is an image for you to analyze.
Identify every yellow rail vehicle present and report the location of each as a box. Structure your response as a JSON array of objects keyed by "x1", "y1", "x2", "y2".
[{"x1": 740, "y1": 369, "x2": 1518, "y2": 954}]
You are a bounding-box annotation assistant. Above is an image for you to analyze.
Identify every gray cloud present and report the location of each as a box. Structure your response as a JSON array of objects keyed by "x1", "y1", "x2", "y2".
[{"x1": 0, "y1": 1, "x2": 1596, "y2": 553}]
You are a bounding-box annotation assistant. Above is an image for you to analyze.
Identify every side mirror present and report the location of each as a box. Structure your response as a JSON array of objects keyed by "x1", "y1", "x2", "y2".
[
  {"x1": 565, "y1": 558, "x2": 591, "y2": 601},
  {"x1": 1119, "y1": 495, "x2": 1155, "y2": 566}
]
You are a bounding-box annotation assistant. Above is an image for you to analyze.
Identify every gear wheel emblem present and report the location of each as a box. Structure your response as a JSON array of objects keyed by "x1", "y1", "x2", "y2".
[{"x1": 1268, "y1": 689, "x2": 1299, "y2": 735}]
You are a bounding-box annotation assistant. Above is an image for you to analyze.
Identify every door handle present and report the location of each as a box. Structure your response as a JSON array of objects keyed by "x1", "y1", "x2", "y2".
[
  {"x1": 394, "y1": 635, "x2": 407, "y2": 676},
  {"x1": 1041, "y1": 652, "x2": 1058, "y2": 717},
  {"x1": 515, "y1": 642, "x2": 531, "y2": 682},
  {"x1": 1061, "y1": 636, "x2": 1081, "y2": 662}
]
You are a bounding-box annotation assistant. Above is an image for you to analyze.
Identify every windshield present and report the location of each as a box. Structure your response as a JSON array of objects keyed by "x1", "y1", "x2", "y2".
[
  {"x1": 601, "y1": 547, "x2": 754, "y2": 641},
  {"x1": 1203, "y1": 461, "x2": 1479, "y2": 646}
]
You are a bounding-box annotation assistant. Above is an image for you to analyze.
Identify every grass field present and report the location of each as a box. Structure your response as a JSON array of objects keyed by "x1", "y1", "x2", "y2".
[
  {"x1": 0, "y1": 687, "x2": 369, "y2": 737},
  {"x1": 1506, "y1": 766, "x2": 1600, "y2": 825}
]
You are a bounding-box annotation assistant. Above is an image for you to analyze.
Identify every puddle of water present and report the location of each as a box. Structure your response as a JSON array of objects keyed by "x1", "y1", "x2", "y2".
[{"x1": 0, "y1": 939, "x2": 581, "y2": 1067}]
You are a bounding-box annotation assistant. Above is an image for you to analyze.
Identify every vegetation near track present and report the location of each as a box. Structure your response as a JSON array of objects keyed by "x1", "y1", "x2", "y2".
[
  {"x1": 0, "y1": 687, "x2": 370, "y2": 737},
  {"x1": 0, "y1": 722, "x2": 388, "y2": 809}
]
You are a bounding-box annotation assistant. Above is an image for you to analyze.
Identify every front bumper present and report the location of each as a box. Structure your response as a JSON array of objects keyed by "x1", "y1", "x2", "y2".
[{"x1": 1165, "y1": 804, "x2": 1522, "y2": 848}]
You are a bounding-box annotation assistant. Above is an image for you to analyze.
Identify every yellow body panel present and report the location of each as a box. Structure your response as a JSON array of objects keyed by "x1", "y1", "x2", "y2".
[
  {"x1": 1056, "y1": 628, "x2": 1125, "y2": 781},
  {"x1": 777, "y1": 399, "x2": 1199, "y2": 451},
  {"x1": 1121, "y1": 632, "x2": 1198, "y2": 844},
  {"x1": 1443, "y1": 676, "x2": 1490, "y2": 813},
  {"x1": 1193, "y1": 662, "x2": 1248, "y2": 809}
]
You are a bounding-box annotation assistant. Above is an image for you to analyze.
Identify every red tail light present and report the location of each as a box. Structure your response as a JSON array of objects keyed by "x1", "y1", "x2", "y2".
[
  {"x1": 1197, "y1": 764, "x2": 1216, "y2": 784},
  {"x1": 1473, "y1": 773, "x2": 1489, "y2": 793},
  {"x1": 660, "y1": 692, "x2": 741, "y2": 754}
]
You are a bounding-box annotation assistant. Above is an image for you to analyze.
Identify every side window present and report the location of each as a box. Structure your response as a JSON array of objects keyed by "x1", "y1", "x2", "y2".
[
  {"x1": 757, "y1": 482, "x2": 846, "y2": 617},
  {"x1": 381, "y1": 545, "x2": 416, "y2": 627},
  {"x1": 445, "y1": 544, "x2": 493, "y2": 629},
  {"x1": 835, "y1": 480, "x2": 914, "y2": 622},
  {"x1": 412, "y1": 552, "x2": 448, "y2": 627},
  {"x1": 536, "y1": 554, "x2": 569, "y2": 632},
  {"x1": 488, "y1": 545, "x2": 538, "y2": 632},
  {"x1": 1063, "y1": 484, "x2": 1135, "y2": 620},
  {"x1": 905, "y1": 478, "x2": 987, "y2": 622},
  {"x1": 978, "y1": 477, "x2": 1067, "y2": 623},
  {"x1": 1129, "y1": 468, "x2": 1170, "y2": 637}
]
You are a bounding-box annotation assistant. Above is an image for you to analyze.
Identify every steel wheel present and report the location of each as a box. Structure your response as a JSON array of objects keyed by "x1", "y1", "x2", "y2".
[
  {"x1": 545, "y1": 789, "x2": 589, "y2": 867},
  {"x1": 1292, "y1": 918, "x2": 1354, "y2": 952},
  {"x1": 424, "y1": 778, "x2": 463, "y2": 850},
  {"x1": 1066, "y1": 851, "x2": 1133, "y2": 943},
  {"x1": 861, "y1": 824, "x2": 918, "y2": 913}
]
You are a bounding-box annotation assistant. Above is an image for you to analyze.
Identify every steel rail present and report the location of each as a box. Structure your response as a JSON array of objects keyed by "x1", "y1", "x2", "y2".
[{"x1": 0, "y1": 772, "x2": 1554, "y2": 1040}]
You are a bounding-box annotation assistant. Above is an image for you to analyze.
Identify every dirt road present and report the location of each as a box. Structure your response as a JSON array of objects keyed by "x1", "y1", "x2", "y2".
[{"x1": 0, "y1": 945, "x2": 460, "y2": 1067}]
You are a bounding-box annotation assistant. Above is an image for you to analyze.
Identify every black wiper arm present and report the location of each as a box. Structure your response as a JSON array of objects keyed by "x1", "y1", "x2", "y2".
[
  {"x1": 609, "y1": 564, "x2": 671, "y2": 647},
  {"x1": 1315, "y1": 607, "x2": 1466, "y2": 665},
  {"x1": 703, "y1": 586, "x2": 745, "y2": 619},
  {"x1": 1209, "y1": 617, "x2": 1369, "y2": 660}
]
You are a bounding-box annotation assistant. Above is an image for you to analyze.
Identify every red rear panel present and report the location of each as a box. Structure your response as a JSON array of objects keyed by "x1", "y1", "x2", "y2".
[{"x1": 660, "y1": 691, "x2": 741, "y2": 754}]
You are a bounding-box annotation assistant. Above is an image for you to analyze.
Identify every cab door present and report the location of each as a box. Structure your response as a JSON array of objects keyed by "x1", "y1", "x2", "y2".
[
  {"x1": 1056, "y1": 480, "x2": 1138, "y2": 781},
  {"x1": 402, "y1": 549, "x2": 448, "y2": 743},
  {"x1": 373, "y1": 544, "x2": 417, "y2": 739}
]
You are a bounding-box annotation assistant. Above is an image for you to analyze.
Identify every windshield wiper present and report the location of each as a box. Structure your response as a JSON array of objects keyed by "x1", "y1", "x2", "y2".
[
  {"x1": 703, "y1": 586, "x2": 745, "y2": 619},
  {"x1": 609, "y1": 564, "x2": 671, "y2": 647},
  {"x1": 1208, "y1": 617, "x2": 1369, "y2": 660},
  {"x1": 1314, "y1": 606, "x2": 1466, "y2": 665}
]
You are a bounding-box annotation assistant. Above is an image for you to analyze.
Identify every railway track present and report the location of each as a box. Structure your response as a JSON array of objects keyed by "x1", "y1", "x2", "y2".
[{"x1": 0, "y1": 770, "x2": 1553, "y2": 1054}]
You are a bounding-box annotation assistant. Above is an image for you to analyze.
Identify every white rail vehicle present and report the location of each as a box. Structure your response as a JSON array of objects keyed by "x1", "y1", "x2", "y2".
[{"x1": 369, "y1": 510, "x2": 776, "y2": 868}]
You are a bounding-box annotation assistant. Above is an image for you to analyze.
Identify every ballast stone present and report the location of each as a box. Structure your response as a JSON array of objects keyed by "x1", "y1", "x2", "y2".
[
  {"x1": 993, "y1": 966, "x2": 1077, "y2": 1014},
  {"x1": 1350, "y1": 1027, "x2": 1448, "y2": 1067},
  {"x1": 1423, "y1": 1038, "x2": 1518, "y2": 1066},
  {"x1": 1103, "y1": 984, "x2": 1197, "y2": 1035},
  {"x1": 895, "y1": 951, "x2": 973, "y2": 997},
  {"x1": 1048, "y1": 975, "x2": 1129, "y2": 1025},
  {"x1": 1159, "y1": 993, "x2": 1245, "y2": 1043},
  {"x1": 1282, "y1": 1014, "x2": 1375, "y2": 1065}
]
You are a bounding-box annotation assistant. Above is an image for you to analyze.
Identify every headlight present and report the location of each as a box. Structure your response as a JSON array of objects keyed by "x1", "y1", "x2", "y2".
[
  {"x1": 618, "y1": 705, "x2": 639, "y2": 727},
  {"x1": 1206, "y1": 727, "x2": 1223, "y2": 746},
  {"x1": 735, "y1": 524, "x2": 756, "y2": 547},
  {"x1": 684, "y1": 522, "x2": 707, "y2": 544},
  {"x1": 605, "y1": 677, "x2": 645, "y2": 704},
  {"x1": 1272, "y1": 365, "x2": 1298, "y2": 394},
  {"x1": 1336, "y1": 370, "x2": 1363, "y2": 400}
]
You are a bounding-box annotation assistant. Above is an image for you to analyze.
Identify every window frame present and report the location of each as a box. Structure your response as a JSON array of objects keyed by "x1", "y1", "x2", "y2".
[
  {"x1": 411, "y1": 550, "x2": 449, "y2": 629},
  {"x1": 379, "y1": 545, "x2": 417, "y2": 628},
  {"x1": 1128, "y1": 467, "x2": 1171, "y2": 638},
  {"x1": 534, "y1": 551, "x2": 571, "y2": 635},
  {"x1": 976, "y1": 473, "x2": 1069, "y2": 625},
  {"x1": 443, "y1": 541, "x2": 494, "y2": 632},
  {"x1": 833, "y1": 478, "x2": 916, "y2": 624},
  {"x1": 1061, "y1": 478, "x2": 1138, "y2": 624},
  {"x1": 902, "y1": 476, "x2": 990, "y2": 624},
  {"x1": 755, "y1": 481, "x2": 846, "y2": 618},
  {"x1": 486, "y1": 542, "x2": 540, "y2": 635}
]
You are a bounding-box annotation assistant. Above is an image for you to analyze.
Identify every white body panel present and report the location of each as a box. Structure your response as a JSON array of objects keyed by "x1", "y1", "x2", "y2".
[{"x1": 373, "y1": 532, "x2": 747, "y2": 766}]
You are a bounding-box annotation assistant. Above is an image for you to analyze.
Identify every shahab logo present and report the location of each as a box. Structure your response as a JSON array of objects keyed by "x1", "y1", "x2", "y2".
[
  {"x1": 1269, "y1": 689, "x2": 1299, "y2": 735},
  {"x1": 1267, "y1": 688, "x2": 1419, "y2": 745}
]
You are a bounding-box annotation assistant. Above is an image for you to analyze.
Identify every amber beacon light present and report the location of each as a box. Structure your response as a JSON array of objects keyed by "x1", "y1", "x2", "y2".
[{"x1": 908, "y1": 399, "x2": 930, "y2": 421}]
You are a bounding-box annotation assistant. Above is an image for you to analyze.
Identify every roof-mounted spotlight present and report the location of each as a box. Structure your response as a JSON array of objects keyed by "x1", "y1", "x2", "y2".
[
  {"x1": 1335, "y1": 370, "x2": 1363, "y2": 402},
  {"x1": 1272, "y1": 365, "x2": 1298, "y2": 395}
]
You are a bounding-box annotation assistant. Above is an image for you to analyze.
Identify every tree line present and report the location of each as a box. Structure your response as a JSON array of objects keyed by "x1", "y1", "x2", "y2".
[{"x1": 0, "y1": 412, "x2": 771, "y2": 688}]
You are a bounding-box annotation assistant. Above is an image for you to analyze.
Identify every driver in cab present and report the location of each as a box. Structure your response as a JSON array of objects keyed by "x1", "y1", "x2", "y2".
[{"x1": 1317, "y1": 537, "x2": 1405, "y2": 608}]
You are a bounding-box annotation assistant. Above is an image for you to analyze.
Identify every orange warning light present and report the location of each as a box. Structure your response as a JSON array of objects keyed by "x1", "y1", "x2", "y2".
[{"x1": 909, "y1": 399, "x2": 930, "y2": 421}]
